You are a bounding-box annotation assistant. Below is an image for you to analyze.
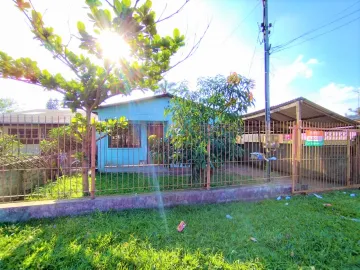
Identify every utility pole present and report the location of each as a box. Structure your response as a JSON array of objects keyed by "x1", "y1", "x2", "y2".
[{"x1": 261, "y1": 0, "x2": 272, "y2": 181}]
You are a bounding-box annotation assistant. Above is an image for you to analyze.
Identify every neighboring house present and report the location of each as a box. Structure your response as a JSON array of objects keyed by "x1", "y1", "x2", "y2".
[
  {"x1": 95, "y1": 94, "x2": 173, "y2": 172},
  {"x1": 0, "y1": 109, "x2": 92, "y2": 154}
]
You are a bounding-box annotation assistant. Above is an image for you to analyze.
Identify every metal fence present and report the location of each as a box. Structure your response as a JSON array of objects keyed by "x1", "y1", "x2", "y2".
[
  {"x1": 292, "y1": 121, "x2": 360, "y2": 193},
  {"x1": 1, "y1": 114, "x2": 359, "y2": 203}
]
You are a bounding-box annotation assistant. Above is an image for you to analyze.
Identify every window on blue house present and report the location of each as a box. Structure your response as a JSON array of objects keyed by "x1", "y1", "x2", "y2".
[{"x1": 108, "y1": 123, "x2": 141, "y2": 148}]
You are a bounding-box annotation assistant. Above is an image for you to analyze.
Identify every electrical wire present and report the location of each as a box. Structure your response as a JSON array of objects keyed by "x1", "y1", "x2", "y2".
[
  {"x1": 272, "y1": 6, "x2": 360, "y2": 51},
  {"x1": 272, "y1": 15, "x2": 360, "y2": 54},
  {"x1": 335, "y1": 0, "x2": 360, "y2": 16},
  {"x1": 248, "y1": 31, "x2": 261, "y2": 77},
  {"x1": 221, "y1": 0, "x2": 261, "y2": 45}
]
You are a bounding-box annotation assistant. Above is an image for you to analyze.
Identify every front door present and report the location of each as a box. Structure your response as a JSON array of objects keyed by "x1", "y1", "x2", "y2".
[{"x1": 147, "y1": 123, "x2": 164, "y2": 164}]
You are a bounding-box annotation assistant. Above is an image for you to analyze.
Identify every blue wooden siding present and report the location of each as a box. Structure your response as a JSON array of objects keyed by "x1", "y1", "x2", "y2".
[{"x1": 96, "y1": 96, "x2": 172, "y2": 172}]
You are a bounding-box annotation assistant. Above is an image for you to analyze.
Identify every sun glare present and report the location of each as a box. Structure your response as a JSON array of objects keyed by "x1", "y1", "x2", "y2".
[{"x1": 98, "y1": 30, "x2": 131, "y2": 61}]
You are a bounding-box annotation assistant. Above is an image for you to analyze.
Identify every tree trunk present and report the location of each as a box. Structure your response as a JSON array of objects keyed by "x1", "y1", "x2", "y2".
[{"x1": 81, "y1": 110, "x2": 91, "y2": 196}]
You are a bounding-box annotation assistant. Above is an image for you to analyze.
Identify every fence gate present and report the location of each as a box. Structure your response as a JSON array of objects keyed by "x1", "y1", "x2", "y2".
[{"x1": 292, "y1": 123, "x2": 360, "y2": 193}]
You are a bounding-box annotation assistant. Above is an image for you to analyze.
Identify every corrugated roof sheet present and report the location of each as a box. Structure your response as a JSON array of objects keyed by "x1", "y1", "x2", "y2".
[
  {"x1": 0, "y1": 109, "x2": 97, "y2": 124},
  {"x1": 243, "y1": 97, "x2": 358, "y2": 126},
  {"x1": 98, "y1": 93, "x2": 174, "y2": 108}
]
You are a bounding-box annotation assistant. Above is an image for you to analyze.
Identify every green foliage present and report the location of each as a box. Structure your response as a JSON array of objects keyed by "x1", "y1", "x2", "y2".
[
  {"x1": 1, "y1": 0, "x2": 186, "y2": 113},
  {"x1": 45, "y1": 98, "x2": 60, "y2": 110},
  {"x1": 148, "y1": 135, "x2": 168, "y2": 164},
  {"x1": 26, "y1": 173, "x2": 191, "y2": 200},
  {"x1": 167, "y1": 74, "x2": 254, "y2": 125},
  {"x1": 94, "y1": 115, "x2": 128, "y2": 136},
  {"x1": 1, "y1": 190, "x2": 359, "y2": 269},
  {"x1": 156, "y1": 79, "x2": 177, "y2": 94},
  {"x1": 2, "y1": 0, "x2": 188, "y2": 193},
  {"x1": 0, "y1": 134, "x2": 22, "y2": 155},
  {"x1": 0, "y1": 98, "x2": 17, "y2": 113},
  {"x1": 39, "y1": 126, "x2": 81, "y2": 156},
  {"x1": 26, "y1": 170, "x2": 254, "y2": 200},
  {"x1": 165, "y1": 74, "x2": 254, "y2": 180},
  {"x1": 40, "y1": 113, "x2": 128, "y2": 156}
]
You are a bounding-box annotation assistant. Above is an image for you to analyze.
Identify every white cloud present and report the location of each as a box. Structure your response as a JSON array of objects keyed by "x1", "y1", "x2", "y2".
[
  {"x1": 0, "y1": 79, "x2": 63, "y2": 111},
  {"x1": 247, "y1": 55, "x2": 360, "y2": 117},
  {"x1": 307, "y1": 83, "x2": 359, "y2": 115},
  {"x1": 307, "y1": 58, "x2": 319, "y2": 65},
  {"x1": 247, "y1": 55, "x2": 319, "y2": 112}
]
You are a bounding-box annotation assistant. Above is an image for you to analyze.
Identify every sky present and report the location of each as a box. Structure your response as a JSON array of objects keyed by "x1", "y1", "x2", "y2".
[{"x1": 0, "y1": 0, "x2": 359, "y2": 116}]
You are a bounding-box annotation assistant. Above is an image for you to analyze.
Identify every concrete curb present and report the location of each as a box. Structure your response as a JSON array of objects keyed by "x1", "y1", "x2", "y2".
[{"x1": 0, "y1": 183, "x2": 291, "y2": 223}]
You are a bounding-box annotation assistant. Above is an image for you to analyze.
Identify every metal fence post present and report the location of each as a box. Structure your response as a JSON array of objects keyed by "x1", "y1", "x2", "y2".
[
  {"x1": 206, "y1": 124, "x2": 211, "y2": 190},
  {"x1": 347, "y1": 130, "x2": 351, "y2": 186},
  {"x1": 90, "y1": 124, "x2": 96, "y2": 199},
  {"x1": 292, "y1": 124, "x2": 298, "y2": 193}
]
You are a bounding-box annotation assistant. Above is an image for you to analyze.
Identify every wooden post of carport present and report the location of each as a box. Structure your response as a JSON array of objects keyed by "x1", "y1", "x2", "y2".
[
  {"x1": 292, "y1": 101, "x2": 302, "y2": 192},
  {"x1": 347, "y1": 130, "x2": 351, "y2": 186}
]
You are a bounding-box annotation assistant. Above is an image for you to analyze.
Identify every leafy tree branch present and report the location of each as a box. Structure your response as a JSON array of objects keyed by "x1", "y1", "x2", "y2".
[
  {"x1": 1, "y1": 0, "x2": 208, "y2": 194},
  {"x1": 165, "y1": 73, "x2": 254, "y2": 181}
]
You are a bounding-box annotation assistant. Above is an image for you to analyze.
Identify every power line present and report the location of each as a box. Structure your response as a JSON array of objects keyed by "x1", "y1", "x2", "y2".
[
  {"x1": 248, "y1": 30, "x2": 261, "y2": 77},
  {"x1": 272, "y1": 15, "x2": 360, "y2": 54},
  {"x1": 221, "y1": 1, "x2": 260, "y2": 44},
  {"x1": 272, "y1": 6, "x2": 360, "y2": 51},
  {"x1": 273, "y1": 7, "x2": 360, "y2": 51},
  {"x1": 335, "y1": 0, "x2": 360, "y2": 16}
]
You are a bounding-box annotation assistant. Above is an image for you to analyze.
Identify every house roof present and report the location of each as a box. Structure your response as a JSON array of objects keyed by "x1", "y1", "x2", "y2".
[
  {"x1": 98, "y1": 93, "x2": 174, "y2": 109},
  {"x1": 0, "y1": 109, "x2": 97, "y2": 124},
  {"x1": 97, "y1": 94, "x2": 358, "y2": 127},
  {"x1": 243, "y1": 97, "x2": 359, "y2": 126}
]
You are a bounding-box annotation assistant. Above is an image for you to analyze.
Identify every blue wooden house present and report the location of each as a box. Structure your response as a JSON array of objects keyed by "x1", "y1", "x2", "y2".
[{"x1": 95, "y1": 94, "x2": 173, "y2": 172}]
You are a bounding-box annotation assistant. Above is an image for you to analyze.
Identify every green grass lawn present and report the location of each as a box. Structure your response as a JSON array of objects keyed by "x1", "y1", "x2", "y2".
[
  {"x1": 1, "y1": 190, "x2": 359, "y2": 269},
  {"x1": 27, "y1": 173, "x2": 195, "y2": 200},
  {"x1": 26, "y1": 172, "x2": 266, "y2": 201}
]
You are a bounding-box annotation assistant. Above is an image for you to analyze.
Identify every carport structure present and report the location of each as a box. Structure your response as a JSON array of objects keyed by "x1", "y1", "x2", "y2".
[{"x1": 242, "y1": 97, "x2": 360, "y2": 193}]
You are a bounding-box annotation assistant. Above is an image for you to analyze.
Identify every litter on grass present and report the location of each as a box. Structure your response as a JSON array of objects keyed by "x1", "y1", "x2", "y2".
[
  {"x1": 250, "y1": 237, "x2": 257, "y2": 242},
  {"x1": 313, "y1": 193, "x2": 323, "y2": 199},
  {"x1": 177, "y1": 221, "x2": 186, "y2": 232},
  {"x1": 285, "y1": 196, "x2": 291, "y2": 200},
  {"x1": 340, "y1": 216, "x2": 360, "y2": 222},
  {"x1": 350, "y1": 194, "x2": 356, "y2": 197},
  {"x1": 226, "y1": 214, "x2": 233, "y2": 219},
  {"x1": 323, "y1": 203, "x2": 332, "y2": 207},
  {"x1": 285, "y1": 203, "x2": 289, "y2": 206},
  {"x1": 276, "y1": 196, "x2": 282, "y2": 201}
]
